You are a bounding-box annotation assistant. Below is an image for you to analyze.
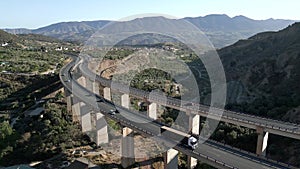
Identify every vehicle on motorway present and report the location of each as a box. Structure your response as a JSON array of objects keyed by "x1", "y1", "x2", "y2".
[
  {"x1": 184, "y1": 102, "x2": 193, "y2": 106},
  {"x1": 109, "y1": 109, "x2": 119, "y2": 115},
  {"x1": 161, "y1": 126, "x2": 198, "y2": 150}
]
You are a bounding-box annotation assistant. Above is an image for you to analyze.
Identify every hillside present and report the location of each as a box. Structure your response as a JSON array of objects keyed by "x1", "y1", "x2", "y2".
[
  {"x1": 185, "y1": 14, "x2": 295, "y2": 48},
  {"x1": 3, "y1": 15, "x2": 295, "y2": 48},
  {"x1": 0, "y1": 29, "x2": 19, "y2": 44},
  {"x1": 219, "y1": 22, "x2": 300, "y2": 122},
  {"x1": 0, "y1": 30, "x2": 76, "y2": 75}
]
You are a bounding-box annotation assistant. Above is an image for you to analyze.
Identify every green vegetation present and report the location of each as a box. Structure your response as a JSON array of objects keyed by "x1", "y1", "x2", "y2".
[
  {"x1": 0, "y1": 30, "x2": 84, "y2": 166},
  {"x1": 0, "y1": 49, "x2": 65, "y2": 73},
  {"x1": 217, "y1": 22, "x2": 300, "y2": 166},
  {"x1": 0, "y1": 120, "x2": 19, "y2": 160},
  {"x1": 0, "y1": 97, "x2": 86, "y2": 166},
  {"x1": 0, "y1": 29, "x2": 76, "y2": 74},
  {"x1": 104, "y1": 48, "x2": 135, "y2": 60},
  {"x1": 130, "y1": 68, "x2": 172, "y2": 92}
]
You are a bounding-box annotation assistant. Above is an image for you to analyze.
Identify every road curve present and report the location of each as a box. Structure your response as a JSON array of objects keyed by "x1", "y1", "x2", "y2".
[
  {"x1": 78, "y1": 56, "x2": 300, "y2": 140},
  {"x1": 61, "y1": 55, "x2": 296, "y2": 169}
]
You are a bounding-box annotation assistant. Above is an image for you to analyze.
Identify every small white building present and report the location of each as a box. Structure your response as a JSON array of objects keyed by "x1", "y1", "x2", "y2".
[
  {"x1": 55, "y1": 46, "x2": 63, "y2": 51},
  {"x1": 1, "y1": 42, "x2": 9, "y2": 47}
]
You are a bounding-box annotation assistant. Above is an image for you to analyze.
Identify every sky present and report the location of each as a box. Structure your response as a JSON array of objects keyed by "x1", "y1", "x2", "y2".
[{"x1": 1, "y1": 0, "x2": 300, "y2": 29}]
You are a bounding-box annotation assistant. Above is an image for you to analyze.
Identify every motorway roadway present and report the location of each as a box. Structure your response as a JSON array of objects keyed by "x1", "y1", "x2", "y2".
[
  {"x1": 78, "y1": 57, "x2": 300, "y2": 140},
  {"x1": 60, "y1": 55, "x2": 297, "y2": 169}
]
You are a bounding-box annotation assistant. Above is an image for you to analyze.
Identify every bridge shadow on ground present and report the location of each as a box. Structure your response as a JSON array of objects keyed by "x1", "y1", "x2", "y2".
[
  {"x1": 0, "y1": 74, "x2": 62, "y2": 112},
  {"x1": 94, "y1": 156, "x2": 163, "y2": 169}
]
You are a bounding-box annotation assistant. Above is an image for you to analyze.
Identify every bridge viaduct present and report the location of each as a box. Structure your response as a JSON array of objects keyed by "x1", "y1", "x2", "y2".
[{"x1": 61, "y1": 56, "x2": 300, "y2": 169}]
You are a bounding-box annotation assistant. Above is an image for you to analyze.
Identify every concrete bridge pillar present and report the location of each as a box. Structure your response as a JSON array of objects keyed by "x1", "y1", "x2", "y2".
[
  {"x1": 256, "y1": 126, "x2": 269, "y2": 156},
  {"x1": 121, "y1": 127, "x2": 135, "y2": 168},
  {"x1": 80, "y1": 104, "x2": 92, "y2": 132},
  {"x1": 120, "y1": 93, "x2": 135, "y2": 167},
  {"x1": 187, "y1": 113, "x2": 200, "y2": 169},
  {"x1": 96, "y1": 112, "x2": 109, "y2": 145},
  {"x1": 85, "y1": 78, "x2": 100, "y2": 95},
  {"x1": 121, "y1": 94, "x2": 130, "y2": 109},
  {"x1": 77, "y1": 76, "x2": 86, "y2": 87},
  {"x1": 64, "y1": 87, "x2": 72, "y2": 112},
  {"x1": 164, "y1": 148, "x2": 178, "y2": 169},
  {"x1": 147, "y1": 102, "x2": 157, "y2": 120},
  {"x1": 92, "y1": 81, "x2": 100, "y2": 95},
  {"x1": 103, "y1": 87, "x2": 111, "y2": 101},
  {"x1": 71, "y1": 96, "x2": 81, "y2": 122},
  {"x1": 70, "y1": 76, "x2": 108, "y2": 145}
]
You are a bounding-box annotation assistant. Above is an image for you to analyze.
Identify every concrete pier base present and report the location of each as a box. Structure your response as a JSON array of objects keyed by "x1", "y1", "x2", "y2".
[
  {"x1": 71, "y1": 97, "x2": 81, "y2": 122},
  {"x1": 164, "y1": 149, "x2": 178, "y2": 169},
  {"x1": 256, "y1": 127, "x2": 269, "y2": 156},
  {"x1": 147, "y1": 102, "x2": 157, "y2": 120},
  {"x1": 80, "y1": 105, "x2": 92, "y2": 132},
  {"x1": 103, "y1": 87, "x2": 111, "y2": 101},
  {"x1": 121, "y1": 94, "x2": 130, "y2": 109},
  {"x1": 188, "y1": 113, "x2": 200, "y2": 169},
  {"x1": 187, "y1": 157, "x2": 197, "y2": 169},
  {"x1": 96, "y1": 112, "x2": 109, "y2": 145},
  {"x1": 77, "y1": 76, "x2": 86, "y2": 87},
  {"x1": 64, "y1": 87, "x2": 72, "y2": 112},
  {"x1": 86, "y1": 78, "x2": 100, "y2": 95},
  {"x1": 121, "y1": 127, "x2": 135, "y2": 168}
]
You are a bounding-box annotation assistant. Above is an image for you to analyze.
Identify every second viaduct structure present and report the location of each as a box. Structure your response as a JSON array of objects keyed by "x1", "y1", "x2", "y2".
[{"x1": 60, "y1": 55, "x2": 300, "y2": 169}]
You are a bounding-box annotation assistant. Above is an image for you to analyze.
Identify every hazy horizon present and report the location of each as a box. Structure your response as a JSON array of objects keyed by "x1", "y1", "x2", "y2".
[
  {"x1": 2, "y1": 0, "x2": 300, "y2": 29},
  {"x1": 2, "y1": 14, "x2": 298, "y2": 30}
]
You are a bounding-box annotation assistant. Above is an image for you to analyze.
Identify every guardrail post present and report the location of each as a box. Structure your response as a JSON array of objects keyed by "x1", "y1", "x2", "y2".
[
  {"x1": 121, "y1": 127, "x2": 135, "y2": 168},
  {"x1": 147, "y1": 102, "x2": 157, "y2": 120},
  {"x1": 188, "y1": 112, "x2": 200, "y2": 169},
  {"x1": 164, "y1": 148, "x2": 178, "y2": 169},
  {"x1": 256, "y1": 126, "x2": 269, "y2": 156}
]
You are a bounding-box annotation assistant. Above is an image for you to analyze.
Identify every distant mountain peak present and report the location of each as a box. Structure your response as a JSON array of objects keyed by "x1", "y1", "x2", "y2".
[
  {"x1": 205, "y1": 14, "x2": 230, "y2": 18},
  {"x1": 232, "y1": 15, "x2": 251, "y2": 20},
  {"x1": 2, "y1": 14, "x2": 296, "y2": 48}
]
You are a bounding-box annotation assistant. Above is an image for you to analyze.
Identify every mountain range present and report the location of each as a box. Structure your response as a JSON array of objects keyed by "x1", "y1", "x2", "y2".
[
  {"x1": 3, "y1": 14, "x2": 296, "y2": 48},
  {"x1": 217, "y1": 21, "x2": 300, "y2": 166},
  {"x1": 219, "y1": 22, "x2": 300, "y2": 122}
]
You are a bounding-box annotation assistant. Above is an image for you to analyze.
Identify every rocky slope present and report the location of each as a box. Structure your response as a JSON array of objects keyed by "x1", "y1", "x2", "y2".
[{"x1": 218, "y1": 22, "x2": 300, "y2": 121}]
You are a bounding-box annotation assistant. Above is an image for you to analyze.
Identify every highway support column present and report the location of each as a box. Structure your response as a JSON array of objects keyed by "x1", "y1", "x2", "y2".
[
  {"x1": 96, "y1": 112, "x2": 109, "y2": 145},
  {"x1": 103, "y1": 87, "x2": 111, "y2": 101},
  {"x1": 121, "y1": 94, "x2": 130, "y2": 109},
  {"x1": 256, "y1": 126, "x2": 269, "y2": 156},
  {"x1": 71, "y1": 96, "x2": 81, "y2": 122},
  {"x1": 164, "y1": 149, "x2": 178, "y2": 169},
  {"x1": 64, "y1": 87, "x2": 72, "y2": 112},
  {"x1": 85, "y1": 78, "x2": 100, "y2": 95},
  {"x1": 76, "y1": 76, "x2": 109, "y2": 145},
  {"x1": 77, "y1": 76, "x2": 86, "y2": 88},
  {"x1": 187, "y1": 112, "x2": 200, "y2": 169},
  {"x1": 80, "y1": 104, "x2": 92, "y2": 132},
  {"x1": 147, "y1": 102, "x2": 157, "y2": 120},
  {"x1": 121, "y1": 94, "x2": 135, "y2": 168},
  {"x1": 121, "y1": 127, "x2": 135, "y2": 168}
]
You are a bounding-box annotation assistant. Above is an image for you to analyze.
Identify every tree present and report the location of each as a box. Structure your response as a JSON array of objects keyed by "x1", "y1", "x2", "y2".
[{"x1": 0, "y1": 121, "x2": 18, "y2": 160}]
